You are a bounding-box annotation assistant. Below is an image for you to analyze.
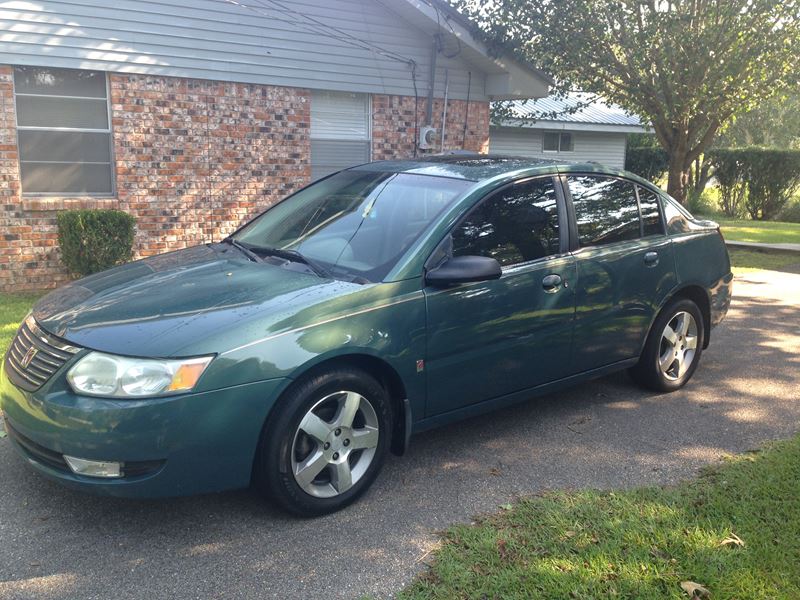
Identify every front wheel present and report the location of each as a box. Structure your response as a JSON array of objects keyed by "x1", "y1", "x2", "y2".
[
  {"x1": 629, "y1": 298, "x2": 705, "y2": 392},
  {"x1": 254, "y1": 367, "x2": 392, "y2": 517}
]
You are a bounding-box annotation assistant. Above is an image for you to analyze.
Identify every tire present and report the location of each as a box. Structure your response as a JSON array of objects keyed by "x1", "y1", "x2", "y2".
[
  {"x1": 629, "y1": 297, "x2": 705, "y2": 393},
  {"x1": 254, "y1": 366, "x2": 392, "y2": 517}
]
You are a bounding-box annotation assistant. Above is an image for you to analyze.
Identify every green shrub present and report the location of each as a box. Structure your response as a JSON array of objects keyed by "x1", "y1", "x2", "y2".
[
  {"x1": 57, "y1": 209, "x2": 136, "y2": 276},
  {"x1": 687, "y1": 187, "x2": 721, "y2": 216},
  {"x1": 777, "y1": 198, "x2": 800, "y2": 223},
  {"x1": 707, "y1": 149, "x2": 748, "y2": 218},
  {"x1": 707, "y1": 148, "x2": 800, "y2": 220},
  {"x1": 624, "y1": 146, "x2": 669, "y2": 183}
]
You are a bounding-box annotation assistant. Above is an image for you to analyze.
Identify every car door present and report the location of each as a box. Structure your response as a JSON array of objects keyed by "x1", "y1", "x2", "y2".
[
  {"x1": 424, "y1": 176, "x2": 577, "y2": 417},
  {"x1": 565, "y1": 174, "x2": 677, "y2": 373}
]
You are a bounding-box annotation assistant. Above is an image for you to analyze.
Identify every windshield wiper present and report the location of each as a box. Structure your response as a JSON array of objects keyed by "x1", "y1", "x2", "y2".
[
  {"x1": 259, "y1": 247, "x2": 331, "y2": 279},
  {"x1": 222, "y1": 238, "x2": 261, "y2": 263}
]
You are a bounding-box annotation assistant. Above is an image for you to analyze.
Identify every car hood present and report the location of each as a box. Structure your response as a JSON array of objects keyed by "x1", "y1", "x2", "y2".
[{"x1": 32, "y1": 244, "x2": 362, "y2": 357}]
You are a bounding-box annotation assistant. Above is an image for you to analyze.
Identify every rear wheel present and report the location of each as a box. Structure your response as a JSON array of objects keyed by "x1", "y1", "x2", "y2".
[
  {"x1": 254, "y1": 367, "x2": 391, "y2": 517},
  {"x1": 629, "y1": 298, "x2": 704, "y2": 392}
]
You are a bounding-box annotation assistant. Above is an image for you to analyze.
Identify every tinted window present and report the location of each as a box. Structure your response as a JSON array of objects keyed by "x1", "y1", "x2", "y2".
[
  {"x1": 662, "y1": 196, "x2": 692, "y2": 234},
  {"x1": 452, "y1": 178, "x2": 560, "y2": 266},
  {"x1": 569, "y1": 176, "x2": 640, "y2": 247},
  {"x1": 637, "y1": 186, "x2": 665, "y2": 237}
]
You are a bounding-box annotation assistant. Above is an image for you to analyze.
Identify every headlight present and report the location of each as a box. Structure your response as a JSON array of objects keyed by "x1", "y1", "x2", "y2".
[{"x1": 67, "y1": 352, "x2": 213, "y2": 398}]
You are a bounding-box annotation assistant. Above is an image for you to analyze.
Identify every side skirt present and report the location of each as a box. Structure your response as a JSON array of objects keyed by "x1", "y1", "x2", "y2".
[{"x1": 410, "y1": 357, "x2": 639, "y2": 437}]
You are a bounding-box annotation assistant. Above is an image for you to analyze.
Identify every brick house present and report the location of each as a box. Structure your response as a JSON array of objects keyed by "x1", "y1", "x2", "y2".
[{"x1": 0, "y1": 0, "x2": 551, "y2": 292}]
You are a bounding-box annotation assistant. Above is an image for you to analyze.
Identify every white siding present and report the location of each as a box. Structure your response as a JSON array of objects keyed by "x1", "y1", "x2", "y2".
[
  {"x1": 489, "y1": 127, "x2": 629, "y2": 168},
  {"x1": 0, "y1": 0, "x2": 486, "y2": 100}
]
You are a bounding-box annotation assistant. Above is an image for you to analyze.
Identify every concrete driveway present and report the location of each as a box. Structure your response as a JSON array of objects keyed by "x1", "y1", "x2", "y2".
[{"x1": 1, "y1": 270, "x2": 799, "y2": 600}]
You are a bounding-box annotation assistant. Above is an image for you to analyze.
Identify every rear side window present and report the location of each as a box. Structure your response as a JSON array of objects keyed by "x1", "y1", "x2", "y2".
[
  {"x1": 452, "y1": 177, "x2": 560, "y2": 266},
  {"x1": 568, "y1": 176, "x2": 640, "y2": 247},
  {"x1": 637, "y1": 186, "x2": 665, "y2": 237},
  {"x1": 662, "y1": 196, "x2": 692, "y2": 234}
]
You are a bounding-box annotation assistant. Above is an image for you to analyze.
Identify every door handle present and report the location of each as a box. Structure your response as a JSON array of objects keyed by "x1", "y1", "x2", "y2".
[
  {"x1": 644, "y1": 251, "x2": 659, "y2": 267},
  {"x1": 542, "y1": 273, "x2": 562, "y2": 293}
]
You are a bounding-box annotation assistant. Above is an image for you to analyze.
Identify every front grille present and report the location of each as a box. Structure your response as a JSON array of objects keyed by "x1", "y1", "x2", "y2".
[{"x1": 4, "y1": 315, "x2": 81, "y2": 392}]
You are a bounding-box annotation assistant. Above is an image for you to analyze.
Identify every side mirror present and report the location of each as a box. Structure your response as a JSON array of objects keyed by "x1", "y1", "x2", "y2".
[{"x1": 425, "y1": 255, "x2": 502, "y2": 287}]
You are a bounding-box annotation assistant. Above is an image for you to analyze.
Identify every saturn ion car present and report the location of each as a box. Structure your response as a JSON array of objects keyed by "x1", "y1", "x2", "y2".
[{"x1": 1, "y1": 155, "x2": 732, "y2": 516}]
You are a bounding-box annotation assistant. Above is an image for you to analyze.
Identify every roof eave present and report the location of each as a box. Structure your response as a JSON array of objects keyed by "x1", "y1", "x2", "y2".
[
  {"x1": 494, "y1": 119, "x2": 648, "y2": 134},
  {"x1": 387, "y1": 0, "x2": 553, "y2": 99}
]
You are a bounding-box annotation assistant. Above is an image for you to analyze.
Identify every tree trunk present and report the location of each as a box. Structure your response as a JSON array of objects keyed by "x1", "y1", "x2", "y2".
[{"x1": 666, "y1": 154, "x2": 691, "y2": 205}]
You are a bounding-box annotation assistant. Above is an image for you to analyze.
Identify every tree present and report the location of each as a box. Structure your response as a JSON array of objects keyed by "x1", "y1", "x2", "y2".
[
  {"x1": 716, "y1": 92, "x2": 800, "y2": 149},
  {"x1": 457, "y1": 0, "x2": 800, "y2": 204}
]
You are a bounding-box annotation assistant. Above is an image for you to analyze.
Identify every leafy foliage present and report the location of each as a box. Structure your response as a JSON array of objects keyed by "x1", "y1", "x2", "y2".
[
  {"x1": 455, "y1": 0, "x2": 800, "y2": 204},
  {"x1": 57, "y1": 209, "x2": 136, "y2": 276},
  {"x1": 625, "y1": 146, "x2": 669, "y2": 183},
  {"x1": 777, "y1": 199, "x2": 800, "y2": 224},
  {"x1": 717, "y1": 92, "x2": 800, "y2": 150},
  {"x1": 707, "y1": 149, "x2": 800, "y2": 220}
]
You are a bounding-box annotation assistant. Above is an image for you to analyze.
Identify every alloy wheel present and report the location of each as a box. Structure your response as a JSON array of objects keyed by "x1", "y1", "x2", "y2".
[
  {"x1": 658, "y1": 311, "x2": 699, "y2": 381},
  {"x1": 290, "y1": 390, "x2": 380, "y2": 498}
]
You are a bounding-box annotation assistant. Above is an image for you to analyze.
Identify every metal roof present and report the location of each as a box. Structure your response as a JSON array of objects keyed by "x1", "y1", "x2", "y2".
[{"x1": 496, "y1": 93, "x2": 645, "y2": 129}]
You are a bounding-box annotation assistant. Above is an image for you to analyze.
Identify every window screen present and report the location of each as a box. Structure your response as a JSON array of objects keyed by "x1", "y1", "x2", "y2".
[
  {"x1": 311, "y1": 91, "x2": 370, "y2": 180},
  {"x1": 452, "y1": 178, "x2": 561, "y2": 266},
  {"x1": 14, "y1": 66, "x2": 113, "y2": 196},
  {"x1": 637, "y1": 186, "x2": 665, "y2": 237},
  {"x1": 568, "y1": 176, "x2": 641, "y2": 247}
]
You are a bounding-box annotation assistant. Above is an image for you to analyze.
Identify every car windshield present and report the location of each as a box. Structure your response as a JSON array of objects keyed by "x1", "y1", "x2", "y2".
[{"x1": 232, "y1": 170, "x2": 471, "y2": 282}]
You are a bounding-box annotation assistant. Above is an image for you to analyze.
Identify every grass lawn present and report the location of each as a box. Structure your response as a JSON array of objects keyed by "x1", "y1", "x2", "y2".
[
  {"x1": 728, "y1": 248, "x2": 800, "y2": 275},
  {"x1": 716, "y1": 218, "x2": 800, "y2": 244},
  {"x1": 400, "y1": 435, "x2": 800, "y2": 600},
  {"x1": 0, "y1": 293, "x2": 41, "y2": 357}
]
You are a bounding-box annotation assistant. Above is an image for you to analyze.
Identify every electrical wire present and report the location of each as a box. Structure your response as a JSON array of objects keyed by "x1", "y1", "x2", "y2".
[
  {"x1": 220, "y1": 0, "x2": 427, "y2": 156},
  {"x1": 462, "y1": 70, "x2": 471, "y2": 149},
  {"x1": 411, "y1": 61, "x2": 419, "y2": 158},
  {"x1": 419, "y1": 0, "x2": 462, "y2": 59},
  {"x1": 234, "y1": 0, "x2": 415, "y2": 66}
]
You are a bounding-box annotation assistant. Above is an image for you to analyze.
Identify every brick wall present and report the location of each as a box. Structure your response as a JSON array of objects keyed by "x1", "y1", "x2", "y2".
[
  {"x1": 0, "y1": 65, "x2": 68, "y2": 291},
  {"x1": 372, "y1": 95, "x2": 489, "y2": 161},
  {"x1": 0, "y1": 70, "x2": 491, "y2": 293},
  {"x1": 0, "y1": 70, "x2": 311, "y2": 292},
  {"x1": 110, "y1": 75, "x2": 311, "y2": 258}
]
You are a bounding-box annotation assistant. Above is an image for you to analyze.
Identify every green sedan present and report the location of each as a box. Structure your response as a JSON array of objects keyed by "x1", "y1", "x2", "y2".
[{"x1": 1, "y1": 155, "x2": 732, "y2": 516}]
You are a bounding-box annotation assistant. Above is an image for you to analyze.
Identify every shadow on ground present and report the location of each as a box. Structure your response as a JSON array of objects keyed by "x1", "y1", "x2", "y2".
[{"x1": 1, "y1": 271, "x2": 798, "y2": 600}]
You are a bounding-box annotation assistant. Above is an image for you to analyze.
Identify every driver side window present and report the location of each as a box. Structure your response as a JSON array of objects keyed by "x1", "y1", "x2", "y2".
[{"x1": 451, "y1": 177, "x2": 560, "y2": 267}]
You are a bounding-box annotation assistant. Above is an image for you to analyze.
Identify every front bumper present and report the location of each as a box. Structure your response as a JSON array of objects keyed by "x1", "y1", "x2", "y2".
[{"x1": 1, "y1": 361, "x2": 288, "y2": 498}]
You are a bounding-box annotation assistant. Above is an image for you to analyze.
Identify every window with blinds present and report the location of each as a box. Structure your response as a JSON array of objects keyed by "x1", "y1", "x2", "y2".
[
  {"x1": 310, "y1": 91, "x2": 371, "y2": 181},
  {"x1": 14, "y1": 66, "x2": 114, "y2": 196}
]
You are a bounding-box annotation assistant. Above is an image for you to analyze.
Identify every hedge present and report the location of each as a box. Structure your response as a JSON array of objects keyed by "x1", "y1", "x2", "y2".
[
  {"x1": 706, "y1": 148, "x2": 800, "y2": 220},
  {"x1": 624, "y1": 146, "x2": 669, "y2": 183},
  {"x1": 57, "y1": 209, "x2": 136, "y2": 276}
]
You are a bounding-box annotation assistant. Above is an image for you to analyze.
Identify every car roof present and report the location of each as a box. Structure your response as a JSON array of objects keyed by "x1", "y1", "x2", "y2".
[{"x1": 349, "y1": 153, "x2": 637, "y2": 183}]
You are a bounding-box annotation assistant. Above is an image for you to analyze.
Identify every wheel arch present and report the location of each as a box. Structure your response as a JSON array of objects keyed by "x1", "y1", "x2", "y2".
[
  {"x1": 662, "y1": 284, "x2": 712, "y2": 349},
  {"x1": 264, "y1": 352, "x2": 412, "y2": 465}
]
